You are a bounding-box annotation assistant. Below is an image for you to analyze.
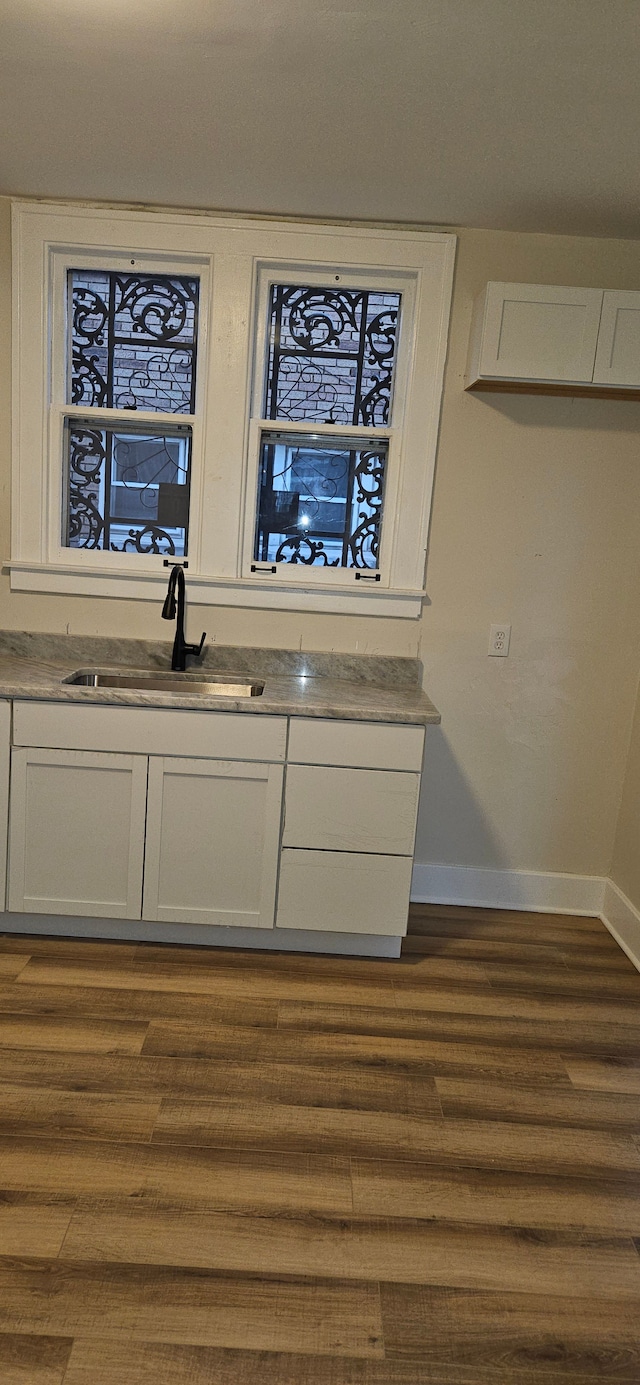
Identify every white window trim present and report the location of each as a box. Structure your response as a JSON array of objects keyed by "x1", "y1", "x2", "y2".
[
  {"x1": 11, "y1": 200, "x2": 456, "y2": 618},
  {"x1": 47, "y1": 247, "x2": 209, "y2": 573}
]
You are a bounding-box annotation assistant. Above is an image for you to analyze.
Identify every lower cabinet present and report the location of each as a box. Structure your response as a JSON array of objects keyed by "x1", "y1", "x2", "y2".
[
  {"x1": 276, "y1": 720, "x2": 423, "y2": 937},
  {"x1": 142, "y1": 757, "x2": 283, "y2": 928},
  {"x1": 277, "y1": 848, "x2": 414, "y2": 935},
  {"x1": 8, "y1": 747, "x2": 148, "y2": 918},
  {"x1": 7, "y1": 745, "x2": 283, "y2": 929},
  {"x1": 4, "y1": 706, "x2": 425, "y2": 944}
]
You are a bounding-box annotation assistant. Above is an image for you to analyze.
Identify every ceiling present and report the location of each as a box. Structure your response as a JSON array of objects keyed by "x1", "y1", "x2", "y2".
[{"x1": 1, "y1": 0, "x2": 639, "y2": 239}]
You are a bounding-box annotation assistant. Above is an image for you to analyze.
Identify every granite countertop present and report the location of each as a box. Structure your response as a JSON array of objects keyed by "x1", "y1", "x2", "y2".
[{"x1": 0, "y1": 632, "x2": 440, "y2": 727}]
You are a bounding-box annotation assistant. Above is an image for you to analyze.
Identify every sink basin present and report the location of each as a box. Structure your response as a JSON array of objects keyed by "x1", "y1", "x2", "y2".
[{"x1": 63, "y1": 669, "x2": 265, "y2": 697}]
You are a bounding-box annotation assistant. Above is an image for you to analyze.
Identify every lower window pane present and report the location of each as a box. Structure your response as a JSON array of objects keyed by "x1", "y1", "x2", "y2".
[
  {"x1": 254, "y1": 430, "x2": 387, "y2": 569},
  {"x1": 64, "y1": 422, "x2": 192, "y2": 556}
]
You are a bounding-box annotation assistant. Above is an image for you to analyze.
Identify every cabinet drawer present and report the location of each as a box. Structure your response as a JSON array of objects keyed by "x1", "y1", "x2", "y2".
[
  {"x1": 12, "y1": 702, "x2": 287, "y2": 762},
  {"x1": 283, "y1": 764, "x2": 419, "y2": 855},
  {"x1": 277, "y1": 848, "x2": 413, "y2": 935},
  {"x1": 288, "y1": 717, "x2": 424, "y2": 770}
]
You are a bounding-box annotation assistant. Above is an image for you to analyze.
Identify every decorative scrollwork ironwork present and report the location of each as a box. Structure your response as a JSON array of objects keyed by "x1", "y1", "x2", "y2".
[
  {"x1": 69, "y1": 270, "x2": 199, "y2": 413},
  {"x1": 347, "y1": 449, "x2": 385, "y2": 567},
  {"x1": 285, "y1": 288, "x2": 361, "y2": 352},
  {"x1": 264, "y1": 283, "x2": 401, "y2": 426},
  {"x1": 115, "y1": 276, "x2": 194, "y2": 343},
  {"x1": 117, "y1": 525, "x2": 177, "y2": 555},
  {"x1": 66, "y1": 422, "x2": 190, "y2": 556},
  {"x1": 115, "y1": 348, "x2": 194, "y2": 413},
  {"x1": 274, "y1": 535, "x2": 338, "y2": 566},
  {"x1": 67, "y1": 492, "x2": 105, "y2": 549},
  {"x1": 254, "y1": 432, "x2": 387, "y2": 570},
  {"x1": 67, "y1": 427, "x2": 106, "y2": 548}
]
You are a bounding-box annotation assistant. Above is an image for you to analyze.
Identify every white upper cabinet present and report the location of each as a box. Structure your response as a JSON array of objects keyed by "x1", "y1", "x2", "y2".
[
  {"x1": 466, "y1": 282, "x2": 640, "y2": 396},
  {"x1": 592, "y1": 291, "x2": 640, "y2": 387}
]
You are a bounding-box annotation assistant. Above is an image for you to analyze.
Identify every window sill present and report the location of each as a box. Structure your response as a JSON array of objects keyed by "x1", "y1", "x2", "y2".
[{"x1": 7, "y1": 561, "x2": 425, "y2": 618}]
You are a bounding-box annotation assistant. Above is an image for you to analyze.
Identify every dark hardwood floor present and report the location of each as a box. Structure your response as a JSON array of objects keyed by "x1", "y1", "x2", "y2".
[{"x1": 0, "y1": 903, "x2": 639, "y2": 1383}]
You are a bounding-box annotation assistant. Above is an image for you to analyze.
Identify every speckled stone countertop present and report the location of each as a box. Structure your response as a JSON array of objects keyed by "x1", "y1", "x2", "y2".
[{"x1": 0, "y1": 632, "x2": 440, "y2": 726}]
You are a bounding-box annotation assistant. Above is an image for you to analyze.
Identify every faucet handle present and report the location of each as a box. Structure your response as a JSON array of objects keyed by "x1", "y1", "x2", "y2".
[{"x1": 186, "y1": 632, "x2": 206, "y2": 660}]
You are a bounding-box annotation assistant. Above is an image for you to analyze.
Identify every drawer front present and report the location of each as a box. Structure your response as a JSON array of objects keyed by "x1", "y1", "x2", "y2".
[
  {"x1": 283, "y1": 764, "x2": 419, "y2": 855},
  {"x1": 288, "y1": 717, "x2": 424, "y2": 770},
  {"x1": 277, "y1": 848, "x2": 413, "y2": 936},
  {"x1": 12, "y1": 701, "x2": 287, "y2": 762}
]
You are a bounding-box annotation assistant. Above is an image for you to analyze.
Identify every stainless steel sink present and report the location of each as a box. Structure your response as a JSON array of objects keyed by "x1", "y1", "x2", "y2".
[{"x1": 63, "y1": 669, "x2": 264, "y2": 697}]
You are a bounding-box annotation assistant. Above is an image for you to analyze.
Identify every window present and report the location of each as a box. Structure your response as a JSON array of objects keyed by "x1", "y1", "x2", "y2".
[
  {"x1": 65, "y1": 268, "x2": 199, "y2": 556},
  {"x1": 12, "y1": 203, "x2": 455, "y2": 616},
  {"x1": 250, "y1": 282, "x2": 400, "y2": 574}
]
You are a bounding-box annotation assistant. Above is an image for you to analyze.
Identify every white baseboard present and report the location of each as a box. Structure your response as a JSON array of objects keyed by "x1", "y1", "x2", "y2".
[
  {"x1": 411, "y1": 863, "x2": 606, "y2": 917},
  {"x1": 601, "y1": 880, "x2": 640, "y2": 973},
  {"x1": 0, "y1": 911, "x2": 401, "y2": 959}
]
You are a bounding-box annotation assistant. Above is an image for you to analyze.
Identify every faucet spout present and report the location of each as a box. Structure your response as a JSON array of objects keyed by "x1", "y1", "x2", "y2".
[{"x1": 162, "y1": 564, "x2": 206, "y2": 672}]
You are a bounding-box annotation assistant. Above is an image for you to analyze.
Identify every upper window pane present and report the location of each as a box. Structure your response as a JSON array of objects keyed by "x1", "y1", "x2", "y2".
[
  {"x1": 68, "y1": 270, "x2": 200, "y2": 413},
  {"x1": 263, "y1": 284, "x2": 402, "y2": 426}
]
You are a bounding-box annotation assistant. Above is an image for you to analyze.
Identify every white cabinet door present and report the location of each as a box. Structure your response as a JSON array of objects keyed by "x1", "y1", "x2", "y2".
[
  {"x1": 8, "y1": 747, "x2": 147, "y2": 917},
  {"x1": 592, "y1": 291, "x2": 640, "y2": 387},
  {"x1": 471, "y1": 282, "x2": 603, "y2": 384},
  {"x1": 142, "y1": 757, "x2": 283, "y2": 928}
]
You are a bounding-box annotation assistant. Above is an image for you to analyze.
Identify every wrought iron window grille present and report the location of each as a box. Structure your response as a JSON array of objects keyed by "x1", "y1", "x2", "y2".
[
  {"x1": 68, "y1": 270, "x2": 200, "y2": 414},
  {"x1": 254, "y1": 282, "x2": 401, "y2": 572},
  {"x1": 64, "y1": 419, "x2": 192, "y2": 557},
  {"x1": 64, "y1": 269, "x2": 200, "y2": 556}
]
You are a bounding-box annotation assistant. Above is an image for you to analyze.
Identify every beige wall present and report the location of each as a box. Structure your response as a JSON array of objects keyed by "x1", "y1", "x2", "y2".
[
  {"x1": 611, "y1": 677, "x2": 640, "y2": 910},
  {"x1": 415, "y1": 228, "x2": 640, "y2": 877},
  {"x1": 2, "y1": 199, "x2": 640, "y2": 878}
]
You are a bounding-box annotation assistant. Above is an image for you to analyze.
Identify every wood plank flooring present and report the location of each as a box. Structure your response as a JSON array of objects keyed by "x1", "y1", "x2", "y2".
[{"x1": 0, "y1": 904, "x2": 639, "y2": 1382}]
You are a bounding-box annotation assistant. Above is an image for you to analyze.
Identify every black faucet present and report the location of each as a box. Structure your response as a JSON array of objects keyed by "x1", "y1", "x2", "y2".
[{"x1": 161, "y1": 564, "x2": 206, "y2": 672}]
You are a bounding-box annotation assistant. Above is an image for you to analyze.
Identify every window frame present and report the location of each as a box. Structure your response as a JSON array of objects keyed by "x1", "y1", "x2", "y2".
[
  {"x1": 240, "y1": 262, "x2": 414, "y2": 588},
  {"x1": 49, "y1": 248, "x2": 209, "y2": 572},
  {"x1": 11, "y1": 201, "x2": 456, "y2": 618}
]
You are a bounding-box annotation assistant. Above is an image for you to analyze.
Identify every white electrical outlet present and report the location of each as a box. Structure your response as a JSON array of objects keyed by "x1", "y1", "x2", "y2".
[{"x1": 488, "y1": 623, "x2": 511, "y2": 657}]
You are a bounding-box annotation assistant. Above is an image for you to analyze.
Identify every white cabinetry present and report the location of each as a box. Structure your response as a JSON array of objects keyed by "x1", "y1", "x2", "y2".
[
  {"x1": 0, "y1": 701, "x2": 12, "y2": 908},
  {"x1": 277, "y1": 717, "x2": 424, "y2": 937},
  {"x1": 3, "y1": 702, "x2": 425, "y2": 947},
  {"x1": 143, "y1": 756, "x2": 283, "y2": 928},
  {"x1": 277, "y1": 849, "x2": 414, "y2": 936},
  {"x1": 8, "y1": 747, "x2": 147, "y2": 918},
  {"x1": 283, "y1": 765, "x2": 419, "y2": 855},
  {"x1": 592, "y1": 292, "x2": 640, "y2": 387},
  {"x1": 466, "y1": 282, "x2": 640, "y2": 397},
  {"x1": 7, "y1": 705, "x2": 286, "y2": 930}
]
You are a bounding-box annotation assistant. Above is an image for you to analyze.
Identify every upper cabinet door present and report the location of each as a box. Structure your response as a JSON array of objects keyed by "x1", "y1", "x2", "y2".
[
  {"x1": 470, "y1": 283, "x2": 603, "y2": 384},
  {"x1": 142, "y1": 756, "x2": 284, "y2": 929},
  {"x1": 592, "y1": 291, "x2": 640, "y2": 387},
  {"x1": 7, "y1": 747, "x2": 147, "y2": 918}
]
